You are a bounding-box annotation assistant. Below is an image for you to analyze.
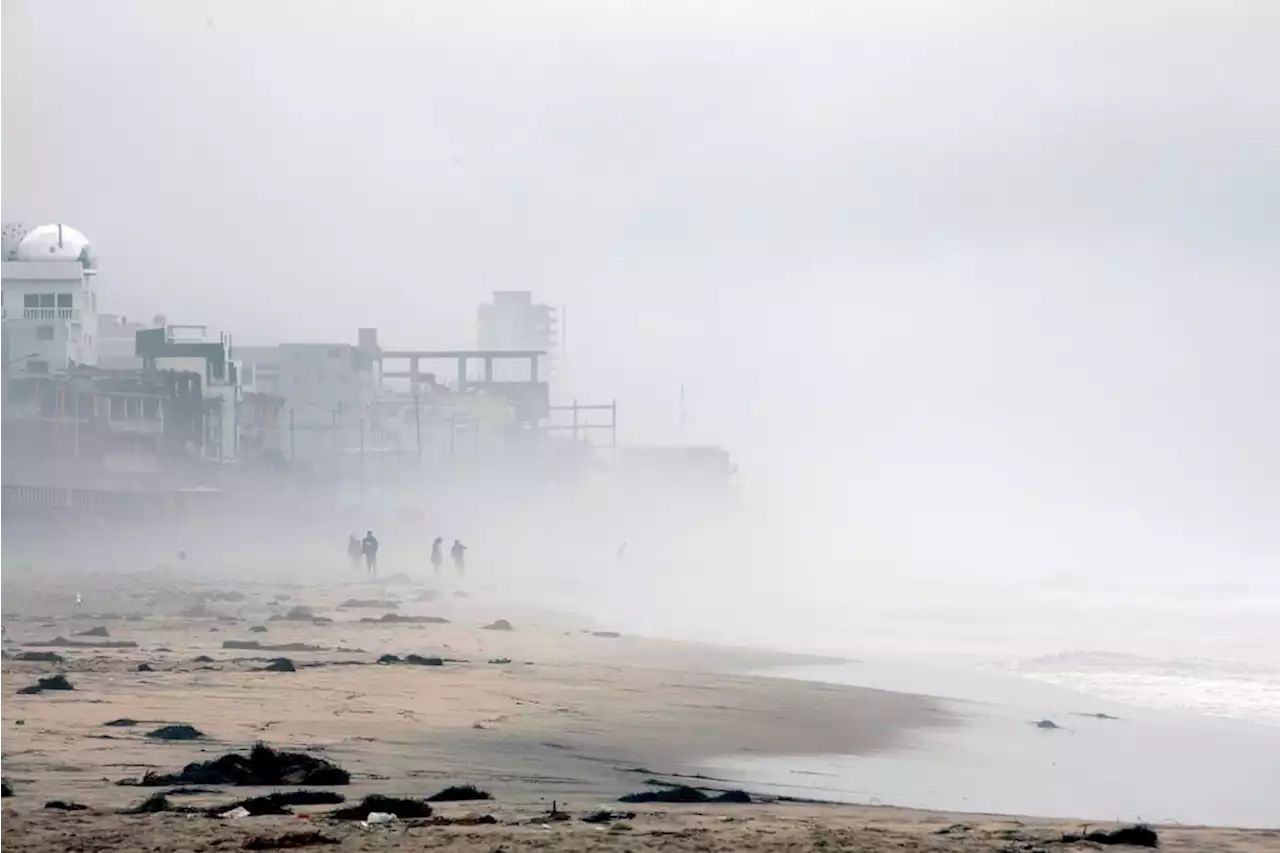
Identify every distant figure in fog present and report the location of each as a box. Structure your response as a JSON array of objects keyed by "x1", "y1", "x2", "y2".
[
  {"x1": 75, "y1": 592, "x2": 83, "y2": 611},
  {"x1": 430, "y1": 537, "x2": 444, "y2": 575},
  {"x1": 450, "y1": 539, "x2": 467, "y2": 576},
  {"x1": 361, "y1": 531, "x2": 379, "y2": 579},
  {"x1": 347, "y1": 534, "x2": 362, "y2": 571}
]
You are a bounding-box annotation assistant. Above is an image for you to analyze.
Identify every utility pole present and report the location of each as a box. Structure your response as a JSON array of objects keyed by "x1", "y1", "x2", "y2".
[
  {"x1": 359, "y1": 416, "x2": 366, "y2": 508},
  {"x1": 413, "y1": 384, "x2": 422, "y2": 465},
  {"x1": 289, "y1": 408, "x2": 296, "y2": 459}
]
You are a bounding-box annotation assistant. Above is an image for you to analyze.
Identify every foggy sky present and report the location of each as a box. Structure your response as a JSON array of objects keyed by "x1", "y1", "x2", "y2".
[{"x1": 4, "y1": 1, "x2": 1279, "y2": 569}]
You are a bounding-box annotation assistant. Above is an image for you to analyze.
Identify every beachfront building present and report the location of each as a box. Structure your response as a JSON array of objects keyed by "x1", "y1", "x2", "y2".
[
  {"x1": 477, "y1": 291, "x2": 557, "y2": 382},
  {"x1": 237, "y1": 328, "x2": 381, "y2": 465},
  {"x1": 136, "y1": 325, "x2": 241, "y2": 461},
  {"x1": 1, "y1": 223, "x2": 101, "y2": 376}
]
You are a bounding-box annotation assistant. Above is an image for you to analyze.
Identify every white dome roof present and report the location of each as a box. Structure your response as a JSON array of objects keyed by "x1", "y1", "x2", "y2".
[{"x1": 15, "y1": 223, "x2": 94, "y2": 265}]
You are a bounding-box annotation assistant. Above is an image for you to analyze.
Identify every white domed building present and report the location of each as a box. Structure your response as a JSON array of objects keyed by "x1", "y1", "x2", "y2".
[{"x1": 2, "y1": 222, "x2": 100, "y2": 374}]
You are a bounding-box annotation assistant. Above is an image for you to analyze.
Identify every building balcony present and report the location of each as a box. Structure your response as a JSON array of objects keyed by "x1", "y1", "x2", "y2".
[{"x1": 22, "y1": 308, "x2": 79, "y2": 321}]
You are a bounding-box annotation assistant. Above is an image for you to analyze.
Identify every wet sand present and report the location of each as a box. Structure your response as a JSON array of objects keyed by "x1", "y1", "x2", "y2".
[{"x1": 2, "y1": 571, "x2": 1276, "y2": 851}]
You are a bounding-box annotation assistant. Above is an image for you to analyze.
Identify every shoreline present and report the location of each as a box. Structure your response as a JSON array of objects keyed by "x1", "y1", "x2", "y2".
[{"x1": 3, "y1": 570, "x2": 1278, "y2": 850}]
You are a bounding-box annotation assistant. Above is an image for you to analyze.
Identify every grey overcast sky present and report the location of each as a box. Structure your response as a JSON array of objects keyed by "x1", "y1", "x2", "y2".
[{"x1": 4, "y1": 1, "x2": 1279, "y2": 569}]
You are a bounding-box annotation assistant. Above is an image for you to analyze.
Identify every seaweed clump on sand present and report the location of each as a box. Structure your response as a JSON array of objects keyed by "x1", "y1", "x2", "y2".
[
  {"x1": 206, "y1": 790, "x2": 345, "y2": 816},
  {"x1": 122, "y1": 742, "x2": 350, "y2": 787},
  {"x1": 426, "y1": 784, "x2": 492, "y2": 802},
  {"x1": 620, "y1": 786, "x2": 752, "y2": 804},
  {"x1": 330, "y1": 795, "x2": 433, "y2": 820},
  {"x1": 146, "y1": 724, "x2": 206, "y2": 741},
  {"x1": 16, "y1": 674, "x2": 75, "y2": 694},
  {"x1": 1062, "y1": 825, "x2": 1158, "y2": 848}
]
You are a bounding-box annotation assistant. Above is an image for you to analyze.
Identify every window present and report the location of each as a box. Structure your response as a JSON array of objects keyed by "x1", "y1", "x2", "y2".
[
  {"x1": 23, "y1": 294, "x2": 39, "y2": 308},
  {"x1": 36, "y1": 325, "x2": 55, "y2": 341},
  {"x1": 38, "y1": 293, "x2": 55, "y2": 308},
  {"x1": 27, "y1": 360, "x2": 49, "y2": 374},
  {"x1": 56, "y1": 293, "x2": 73, "y2": 308}
]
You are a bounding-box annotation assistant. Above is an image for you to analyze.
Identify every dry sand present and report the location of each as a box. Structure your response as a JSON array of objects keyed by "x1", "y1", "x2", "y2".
[{"x1": 3, "y1": 571, "x2": 1276, "y2": 852}]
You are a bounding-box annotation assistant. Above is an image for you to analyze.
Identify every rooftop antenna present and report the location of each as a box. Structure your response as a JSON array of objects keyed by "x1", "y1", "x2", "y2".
[{"x1": 57, "y1": 223, "x2": 63, "y2": 248}]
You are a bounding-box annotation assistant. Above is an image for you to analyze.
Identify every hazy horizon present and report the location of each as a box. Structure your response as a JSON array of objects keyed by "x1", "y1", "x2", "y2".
[{"x1": 5, "y1": 0, "x2": 1279, "y2": 575}]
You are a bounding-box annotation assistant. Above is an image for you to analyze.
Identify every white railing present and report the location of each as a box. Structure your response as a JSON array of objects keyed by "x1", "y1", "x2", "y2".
[{"x1": 21, "y1": 308, "x2": 79, "y2": 321}]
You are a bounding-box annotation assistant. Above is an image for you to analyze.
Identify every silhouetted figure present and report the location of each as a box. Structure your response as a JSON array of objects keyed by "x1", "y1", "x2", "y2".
[
  {"x1": 450, "y1": 540, "x2": 467, "y2": 577},
  {"x1": 361, "y1": 531, "x2": 379, "y2": 579},
  {"x1": 347, "y1": 534, "x2": 362, "y2": 572},
  {"x1": 430, "y1": 537, "x2": 444, "y2": 575}
]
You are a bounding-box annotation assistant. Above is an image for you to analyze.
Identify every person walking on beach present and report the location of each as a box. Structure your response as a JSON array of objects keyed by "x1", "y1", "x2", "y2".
[
  {"x1": 450, "y1": 539, "x2": 467, "y2": 577},
  {"x1": 347, "y1": 534, "x2": 362, "y2": 572},
  {"x1": 430, "y1": 537, "x2": 444, "y2": 575},
  {"x1": 361, "y1": 530, "x2": 380, "y2": 579}
]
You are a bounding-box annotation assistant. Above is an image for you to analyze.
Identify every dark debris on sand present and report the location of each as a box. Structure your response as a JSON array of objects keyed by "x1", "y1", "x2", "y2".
[
  {"x1": 122, "y1": 793, "x2": 196, "y2": 814},
  {"x1": 104, "y1": 717, "x2": 139, "y2": 727},
  {"x1": 137, "y1": 663, "x2": 154, "y2": 672},
  {"x1": 123, "y1": 742, "x2": 350, "y2": 787},
  {"x1": 14, "y1": 651, "x2": 64, "y2": 663},
  {"x1": 44, "y1": 800, "x2": 90, "y2": 811},
  {"x1": 27, "y1": 636, "x2": 137, "y2": 649},
  {"x1": 262, "y1": 658, "x2": 296, "y2": 672},
  {"x1": 358, "y1": 613, "x2": 449, "y2": 624},
  {"x1": 250, "y1": 625, "x2": 268, "y2": 633},
  {"x1": 1061, "y1": 825, "x2": 1159, "y2": 848},
  {"x1": 377, "y1": 653, "x2": 443, "y2": 666},
  {"x1": 17, "y1": 674, "x2": 75, "y2": 694},
  {"x1": 582, "y1": 808, "x2": 636, "y2": 824},
  {"x1": 243, "y1": 831, "x2": 340, "y2": 850},
  {"x1": 427, "y1": 784, "x2": 492, "y2": 802},
  {"x1": 482, "y1": 619, "x2": 513, "y2": 631},
  {"x1": 340, "y1": 599, "x2": 398, "y2": 609},
  {"x1": 223, "y1": 641, "x2": 324, "y2": 652},
  {"x1": 207, "y1": 790, "x2": 345, "y2": 817},
  {"x1": 269, "y1": 606, "x2": 317, "y2": 622},
  {"x1": 146, "y1": 724, "x2": 206, "y2": 740},
  {"x1": 331, "y1": 794, "x2": 433, "y2": 820},
  {"x1": 620, "y1": 786, "x2": 752, "y2": 804},
  {"x1": 2, "y1": 778, "x2": 13, "y2": 797},
  {"x1": 74, "y1": 626, "x2": 111, "y2": 637}
]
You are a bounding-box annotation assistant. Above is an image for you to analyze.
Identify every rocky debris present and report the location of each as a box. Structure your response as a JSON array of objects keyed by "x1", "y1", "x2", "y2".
[
  {"x1": 249, "y1": 626, "x2": 268, "y2": 633},
  {"x1": 27, "y1": 636, "x2": 137, "y2": 649},
  {"x1": 104, "y1": 717, "x2": 139, "y2": 727},
  {"x1": 123, "y1": 742, "x2": 350, "y2": 787},
  {"x1": 269, "y1": 606, "x2": 316, "y2": 622},
  {"x1": 426, "y1": 814, "x2": 499, "y2": 826},
  {"x1": 1033, "y1": 719, "x2": 1063, "y2": 730},
  {"x1": 1062, "y1": 825, "x2": 1158, "y2": 848},
  {"x1": 262, "y1": 658, "x2": 296, "y2": 672},
  {"x1": 14, "y1": 651, "x2": 64, "y2": 663},
  {"x1": 331, "y1": 794, "x2": 432, "y2": 820},
  {"x1": 223, "y1": 641, "x2": 323, "y2": 652},
  {"x1": 2, "y1": 778, "x2": 13, "y2": 797},
  {"x1": 481, "y1": 619, "x2": 513, "y2": 631},
  {"x1": 163, "y1": 787, "x2": 217, "y2": 796},
  {"x1": 193, "y1": 655, "x2": 216, "y2": 663},
  {"x1": 358, "y1": 613, "x2": 449, "y2": 624},
  {"x1": 427, "y1": 784, "x2": 492, "y2": 802},
  {"x1": 620, "y1": 786, "x2": 751, "y2": 804},
  {"x1": 340, "y1": 599, "x2": 399, "y2": 609},
  {"x1": 591, "y1": 631, "x2": 622, "y2": 639},
  {"x1": 244, "y1": 831, "x2": 340, "y2": 850},
  {"x1": 74, "y1": 626, "x2": 111, "y2": 637},
  {"x1": 17, "y1": 674, "x2": 75, "y2": 694},
  {"x1": 488, "y1": 657, "x2": 512, "y2": 665},
  {"x1": 582, "y1": 808, "x2": 636, "y2": 824},
  {"x1": 137, "y1": 663, "x2": 155, "y2": 672},
  {"x1": 44, "y1": 800, "x2": 89, "y2": 811},
  {"x1": 1074, "y1": 712, "x2": 1121, "y2": 720},
  {"x1": 206, "y1": 790, "x2": 345, "y2": 817},
  {"x1": 146, "y1": 724, "x2": 206, "y2": 741}
]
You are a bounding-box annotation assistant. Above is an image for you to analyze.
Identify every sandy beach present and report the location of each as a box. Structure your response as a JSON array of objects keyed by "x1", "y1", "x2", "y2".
[{"x1": 3, "y1": 569, "x2": 1277, "y2": 852}]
